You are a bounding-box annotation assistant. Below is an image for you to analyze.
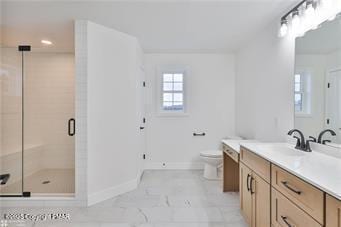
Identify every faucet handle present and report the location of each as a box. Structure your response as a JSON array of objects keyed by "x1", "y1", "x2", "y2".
[
  {"x1": 293, "y1": 136, "x2": 301, "y2": 148},
  {"x1": 308, "y1": 136, "x2": 317, "y2": 142},
  {"x1": 322, "y1": 139, "x2": 331, "y2": 145}
]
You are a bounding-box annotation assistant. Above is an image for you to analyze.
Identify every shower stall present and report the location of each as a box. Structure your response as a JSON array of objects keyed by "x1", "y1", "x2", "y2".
[{"x1": 0, "y1": 46, "x2": 75, "y2": 197}]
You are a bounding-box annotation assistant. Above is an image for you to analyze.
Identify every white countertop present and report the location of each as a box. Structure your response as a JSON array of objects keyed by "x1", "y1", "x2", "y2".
[
  {"x1": 222, "y1": 139, "x2": 258, "y2": 153},
  {"x1": 240, "y1": 142, "x2": 341, "y2": 201}
]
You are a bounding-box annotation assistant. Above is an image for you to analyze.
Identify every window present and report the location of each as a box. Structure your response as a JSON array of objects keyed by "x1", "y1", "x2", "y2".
[
  {"x1": 295, "y1": 74, "x2": 303, "y2": 112},
  {"x1": 161, "y1": 72, "x2": 184, "y2": 112},
  {"x1": 294, "y1": 72, "x2": 311, "y2": 115}
]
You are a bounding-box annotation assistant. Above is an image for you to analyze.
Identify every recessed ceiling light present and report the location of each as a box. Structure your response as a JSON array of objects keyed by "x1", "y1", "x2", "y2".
[{"x1": 41, "y1": 40, "x2": 53, "y2": 45}]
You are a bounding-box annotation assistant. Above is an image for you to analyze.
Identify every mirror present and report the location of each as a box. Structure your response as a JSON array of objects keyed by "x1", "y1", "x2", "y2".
[{"x1": 295, "y1": 14, "x2": 341, "y2": 147}]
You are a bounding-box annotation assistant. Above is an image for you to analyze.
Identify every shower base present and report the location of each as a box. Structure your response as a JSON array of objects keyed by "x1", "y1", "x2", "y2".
[{"x1": 0, "y1": 169, "x2": 75, "y2": 195}]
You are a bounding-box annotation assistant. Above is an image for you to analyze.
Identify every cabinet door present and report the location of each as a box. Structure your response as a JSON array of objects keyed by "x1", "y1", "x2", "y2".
[
  {"x1": 251, "y1": 172, "x2": 270, "y2": 227},
  {"x1": 326, "y1": 194, "x2": 341, "y2": 227},
  {"x1": 240, "y1": 162, "x2": 252, "y2": 226}
]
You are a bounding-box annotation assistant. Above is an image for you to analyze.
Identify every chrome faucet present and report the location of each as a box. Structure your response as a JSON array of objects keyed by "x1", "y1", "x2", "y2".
[
  {"x1": 317, "y1": 129, "x2": 336, "y2": 144},
  {"x1": 287, "y1": 129, "x2": 312, "y2": 152}
]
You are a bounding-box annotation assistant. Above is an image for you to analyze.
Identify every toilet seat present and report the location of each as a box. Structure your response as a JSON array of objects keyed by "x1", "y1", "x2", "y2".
[{"x1": 200, "y1": 150, "x2": 222, "y2": 158}]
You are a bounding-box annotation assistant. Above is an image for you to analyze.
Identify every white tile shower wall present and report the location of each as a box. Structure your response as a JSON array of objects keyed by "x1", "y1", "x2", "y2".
[
  {"x1": 24, "y1": 52, "x2": 75, "y2": 170},
  {"x1": 0, "y1": 48, "x2": 22, "y2": 158},
  {"x1": 0, "y1": 50, "x2": 75, "y2": 193},
  {"x1": 0, "y1": 48, "x2": 23, "y2": 190},
  {"x1": 0, "y1": 20, "x2": 87, "y2": 206}
]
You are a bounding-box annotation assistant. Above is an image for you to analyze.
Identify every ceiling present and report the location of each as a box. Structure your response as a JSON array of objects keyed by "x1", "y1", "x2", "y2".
[
  {"x1": 296, "y1": 15, "x2": 341, "y2": 54},
  {"x1": 1, "y1": 0, "x2": 298, "y2": 53}
]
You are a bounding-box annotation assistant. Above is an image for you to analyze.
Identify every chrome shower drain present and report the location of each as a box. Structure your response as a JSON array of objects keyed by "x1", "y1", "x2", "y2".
[{"x1": 42, "y1": 180, "x2": 50, "y2": 184}]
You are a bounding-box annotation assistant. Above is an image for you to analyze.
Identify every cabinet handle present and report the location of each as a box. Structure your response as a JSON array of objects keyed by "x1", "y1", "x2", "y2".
[
  {"x1": 246, "y1": 174, "x2": 251, "y2": 192},
  {"x1": 193, "y1": 132, "x2": 206, "y2": 136},
  {"x1": 250, "y1": 177, "x2": 255, "y2": 194},
  {"x1": 281, "y1": 181, "x2": 302, "y2": 195},
  {"x1": 68, "y1": 118, "x2": 75, "y2": 136},
  {"x1": 281, "y1": 216, "x2": 293, "y2": 227},
  {"x1": 227, "y1": 150, "x2": 234, "y2": 155}
]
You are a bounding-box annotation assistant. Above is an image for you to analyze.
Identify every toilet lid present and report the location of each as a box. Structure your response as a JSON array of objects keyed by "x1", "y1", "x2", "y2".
[{"x1": 200, "y1": 150, "x2": 222, "y2": 158}]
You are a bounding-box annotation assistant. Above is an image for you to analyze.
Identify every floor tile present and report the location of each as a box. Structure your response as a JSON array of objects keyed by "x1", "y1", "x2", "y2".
[{"x1": 1, "y1": 170, "x2": 248, "y2": 227}]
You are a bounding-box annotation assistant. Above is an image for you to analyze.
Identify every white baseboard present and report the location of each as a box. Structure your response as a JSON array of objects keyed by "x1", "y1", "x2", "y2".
[
  {"x1": 87, "y1": 176, "x2": 139, "y2": 206},
  {"x1": 144, "y1": 162, "x2": 204, "y2": 170}
]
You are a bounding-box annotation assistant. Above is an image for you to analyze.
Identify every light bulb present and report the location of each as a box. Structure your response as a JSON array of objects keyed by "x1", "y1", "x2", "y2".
[
  {"x1": 305, "y1": 1, "x2": 318, "y2": 30},
  {"x1": 291, "y1": 11, "x2": 302, "y2": 37},
  {"x1": 305, "y1": 2, "x2": 315, "y2": 16},
  {"x1": 279, "y1": 20, "x2": 288, "y2": 37}
]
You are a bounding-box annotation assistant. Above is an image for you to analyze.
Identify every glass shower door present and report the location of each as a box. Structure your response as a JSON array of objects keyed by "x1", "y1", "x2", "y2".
[{"x1": 0, "y1": 47, "x2": 23, "y2": 196}]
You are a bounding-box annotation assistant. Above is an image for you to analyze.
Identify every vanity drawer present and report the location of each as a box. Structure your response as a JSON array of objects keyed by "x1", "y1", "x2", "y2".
[
  {"x1": 240, "y1": 147, "x2": 270, "y2": 183},
  {"x1": 223, "y1": 144, "x2": 238, "y2": 163},
  {"x1": 272, "y1": 188, "x2": 322, "y2": 227},
  {"x1": 271, "y1": 165, "x2": 324, "y2": 224}
]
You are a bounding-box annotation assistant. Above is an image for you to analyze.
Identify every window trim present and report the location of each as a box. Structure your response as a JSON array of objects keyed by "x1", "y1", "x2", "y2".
[
  {"x1": 294, "y1": 69, "x2": 312, "y2": 117},
  {"x1": 156, "y1": 65, "x2": 189, "y2": 117}
]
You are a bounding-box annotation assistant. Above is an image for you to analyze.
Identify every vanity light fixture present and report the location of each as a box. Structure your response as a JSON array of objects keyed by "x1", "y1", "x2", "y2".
[
  {"x1": 305, "y1": 0, "x2": 318, "y2": 30},
  {"x1": 41, "y1": 39, "x2": 53, "y2": 45},
  {"x1": 305, "y1": 0, "x2": 315, "y2": 17},
  {"x1": 279, "y1": 19, "x2": 288, "y2": 37},
  {"x1": 291, "y1": 9, "x2": 302, "y2": 36},
  {"x1": 279, "y1": 0, "x2": 320, "y2": 38}
]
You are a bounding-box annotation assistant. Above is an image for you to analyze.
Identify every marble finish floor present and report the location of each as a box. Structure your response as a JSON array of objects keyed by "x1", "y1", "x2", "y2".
[{"x1": 0, "y1": 170, "x2": 247, "y2": 227}]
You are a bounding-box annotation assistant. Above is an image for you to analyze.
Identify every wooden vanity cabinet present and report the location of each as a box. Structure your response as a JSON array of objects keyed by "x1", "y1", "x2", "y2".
[
  {"x1": 240, "y1": 148, "x2": 271, "y2": 227},
  {"x1": 326, "y1": 194, "x2": 341, "y2": 227},
  {"x1": 240, "y1": 162, "x2": 253, "y2": 226},
  {"x1": 237, "y1": 146, "x2": 341, "y2": 227}
]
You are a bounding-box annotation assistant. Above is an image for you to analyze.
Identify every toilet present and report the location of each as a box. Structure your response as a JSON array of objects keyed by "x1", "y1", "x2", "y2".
[{"x1": 199, "y1": 150, "x2": 223, "y2": 180}]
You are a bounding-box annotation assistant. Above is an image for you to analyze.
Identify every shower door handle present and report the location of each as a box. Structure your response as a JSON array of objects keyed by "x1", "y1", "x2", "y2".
[{"x1": 68, "y1": 118, "x2": 75, "y2": 136}]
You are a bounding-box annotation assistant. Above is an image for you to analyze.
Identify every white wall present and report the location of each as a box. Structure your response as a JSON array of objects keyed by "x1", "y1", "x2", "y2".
[
  {"x1": 236, "y1": 22, "x2": 295, "y2": 141},
  {"x1": 145, "y1": 53, "x2": 236, "y2": 169},
  {"x1": 327, "y1": 49, "x2": 341, "y2": 70},
  {"x1": 86, "y1": 21, "x2": 143, "y2": 205},
  {"x1": 235, "y1": 3, "x2": 341, "y2": 142}
]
